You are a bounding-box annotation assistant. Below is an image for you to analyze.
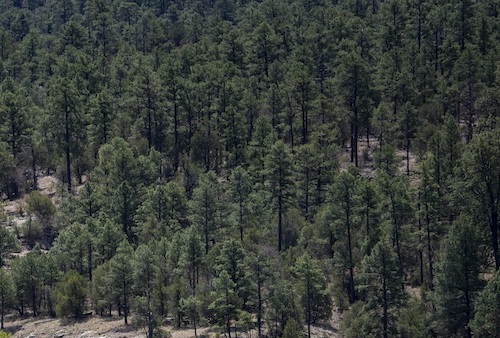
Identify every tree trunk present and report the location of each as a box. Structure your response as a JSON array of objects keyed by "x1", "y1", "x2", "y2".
[
  {"x1": 257, "y1": 267, "x2": 263, "y2": 338},
  {"x1": 1, "y1": 296, "x2": 4, "y2": 330},
  {"x1": 307, "y1": 278, "x2": 311, "y2": 338},
  {"x1": 65, "y1": 105, "x2": 72, "y2": 193},
  {"x1": 426, "y1": 204, "x2": 434, "y2": 289},
  {"x1": 347, "y1": 207, "x2": 355, "y2": 303},
  {"x1": 278, "y1": 195, "x2": 283, "y2": 252},
  {"x1": 491, "y1": 209, "x2": 500, "y2": 270},
  {"x1": 382, "y1": 276, "x2": 388, "y2": 338}
]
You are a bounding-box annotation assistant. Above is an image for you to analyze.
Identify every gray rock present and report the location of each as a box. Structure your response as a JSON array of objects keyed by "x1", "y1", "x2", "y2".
[
  {"x1": 78, "y1": 331, "x2": 97, "y2": 338},
  {"x1": 53, "y1": 330, "x2": 68, "y2": 338}
]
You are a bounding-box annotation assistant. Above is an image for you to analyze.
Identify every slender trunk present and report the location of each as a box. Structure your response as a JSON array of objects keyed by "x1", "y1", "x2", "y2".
[
  {"x1": 65, "y1": 105, "x2": 72, "y2": 193},
  {"x1": 382, "y1": 275, "x2": 388, "y2": 338},
  {"x1": 307, "y1": 277, "x2": 311, "y2": 338},
  {"x1": 1, "y1": 295, "x2": 4, "y2": 330},
  {"x1": 488, "y1": 183, "x2": 500, "y2": 270},
  {"x1": 347, "y1": 205, "x2": 355, "y2": 303},
  {"x1": 491, "y1": 209, "x2": 500, "y2": 270},
  {"x1": 226, "y1": 288, "x2": 232, "y2": 338},
  {"x1": 425, "y1": 203, "x2": 434, "y2": 289},
  {"x1": 257, "y1": 267, "x2": 262, "y2": 338},
  {"x1": 31, "y1": 143, "x2": 37, "y2": 190},
  {"x1": 239, "y1": 197, "x2": 244, "y2": 241},
  {"x1": 88, "y1": 240, "x2": 93, "y2": 281},
  {"x1": 418, "y1": 215, "x2": 424, "y2": 285},
  {"x1": 194, "y1": 314, "x2": 197, "y2": 337},
  {"x1": 123, "y1": 282, "x2": 128, "y2": 325},
  {"x1": 174, "y1": 101, "x2": 179, "y2": 171},
  {"x1": 278, "y1": 195, "x2": 283, "y2": 252},
  {"x1": 406, "y1": 138, "x2": 410, "y2": 176},
  {"x1": 305, "y1": 170, "x2": 309, "y2": 220}
]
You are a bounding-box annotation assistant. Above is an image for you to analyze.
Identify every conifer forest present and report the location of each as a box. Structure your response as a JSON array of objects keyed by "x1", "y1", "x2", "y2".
[{"x1": 1, "y1": 0, "x2": 500, "y2": 337}]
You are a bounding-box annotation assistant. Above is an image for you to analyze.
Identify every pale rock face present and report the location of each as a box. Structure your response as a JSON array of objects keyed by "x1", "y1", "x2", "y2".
[
  {"x1": 53, "y1": 330, "x2": 68, "y2": 338},
  {"x1": 77, "y1": 331, "x2": 97, "y2": 338}
]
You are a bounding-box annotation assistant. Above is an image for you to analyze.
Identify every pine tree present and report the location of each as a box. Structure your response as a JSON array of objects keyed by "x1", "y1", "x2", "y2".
[
  {"x1": 209, "y1": 270, "x2": 238, "y2": 338},
  {"x1": 228, "y1": 166, "x2": 253, "y2": 241},
  {"x1": 266, "y1": 140, "x2": 295, "y2": 252},
  {"x1": 190, "y1": 171, "x2": 222, "y2": 255},
  {"x1": 330, "y1": 166, "x2": 360, "y2": 304},
  {"x1": 471, "y1": 270, "x2": 500, "y2": 337},
  {"x1": 133, "y1": 244, "x2": 157, "y2": 338},
  {"x1": 359, "y1": 239, "x2": 406, "y2": 338},
  {"x1": 109, "y1": 241, "x2": 134, "y2": 325},
  {"x1": 433, "y1": 216, "x2": 485, "y2": 338},
  {"x1": 0, "y1": 269, "x2": 13, "y2": 329},
  {"x1": 459, "y1": 127, "x2": 500, "y2": 270},
  {"x1": 294, "y1": 253, "x2": 332, "y2": 338}
]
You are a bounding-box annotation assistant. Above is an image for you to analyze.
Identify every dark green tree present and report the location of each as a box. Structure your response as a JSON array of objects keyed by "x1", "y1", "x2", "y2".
[
  {"x1": 458, "y1": 127, "x2": 500, "y2": 270},
  {"x1": 0, "y1": 226, "x2": 18, "y2": 267},
  {"x1": 109, "y1": 241, "x2": 134, "y2": 325},
  {"x1": 471, "y1": 270, "x2": 500, "y2": 337},
  {"x1": 433, "y1": 216, "x2": 485, "y2": 338},
  {"x1": 330, "y1": 166, "x2": 360, "y2": 304},
  {"x1": 133, "y1": 244, "x2": 157, "y2": 338},
  {"x1": 266, "y1": 140, "x2": 295, "y2": 252},
  {"x1": 359, "y1": 239, "x2": 406, "y2": 338},
  {"x1": 189, "y1": 171, "x2": 223, "y2": 254},
  {"x1": 229, "y1": 166, "x2": 253, "y2": 241},
  {"x1": 209, "y1": 270, "x2": 238, "y2": 338},
  {"x1": 0, "y1": 268, "x2": 13, "y2": 329}
]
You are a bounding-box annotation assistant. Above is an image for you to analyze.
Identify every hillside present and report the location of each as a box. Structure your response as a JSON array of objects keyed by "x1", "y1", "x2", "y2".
[{"x1": 2, "y1": 0, "x2": 500, "y2": 337}]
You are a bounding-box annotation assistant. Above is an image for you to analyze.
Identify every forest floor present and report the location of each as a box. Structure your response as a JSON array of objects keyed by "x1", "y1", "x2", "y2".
[{"x1": 3, "y1": 313, "x2": 341, "y2": 338}]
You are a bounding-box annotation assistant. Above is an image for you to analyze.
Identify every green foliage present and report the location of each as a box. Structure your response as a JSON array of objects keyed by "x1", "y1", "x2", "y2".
[
  {"x1": 209, "y1": 270, "x2": 238, "y2": 336},
  {"x1": 4, "y1": 0, "x2": 500, "y2": 333},
  {"x1": 0, "y1": 331, "x2": 12, "y2": 338},
  {"x1": 358, "y1": 239, "x2": 406, "y2": 338},
  {"x1": 0, "y1": 226, "x2": 18, "y2": 267},
  {"x1": 0, "y1": 268, "x2": 14, "y2": 329},
  {"x1": 55, "y1": 270, "x2": 87, "y2": 318},
  {"x1": 294, "y1": 252, "x2": 332, "y2": 337},
  {"x1": 433, "y1": 216, "x2": 485, "y2": 337},
  {"x1": 180, "y1": 295, "x2": 202, "y2": 334},
  {"x1": 109, "y1": 240, "x2": 134, "y2": 324},
  {"x1": 282, "y1": 318, "x2": 305, "y2": 338},
  {"x1": 25, "y1": 191, "x2": 56, "y2": 226},
  {"x1": 471, "y1": 270, "x2": 500, "y2": 337}
]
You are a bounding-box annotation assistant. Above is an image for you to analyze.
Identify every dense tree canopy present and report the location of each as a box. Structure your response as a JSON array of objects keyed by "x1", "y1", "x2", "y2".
[{"x1": 1, "y1": 0, "x2": 500, "y2": 336}]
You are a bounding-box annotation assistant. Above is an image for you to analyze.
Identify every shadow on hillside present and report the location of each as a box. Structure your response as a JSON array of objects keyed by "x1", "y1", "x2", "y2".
[
  {"x1": 313, "y1": 322, "x2": 339, "y2": 333},
  {"x1": 3, "y1": 324, "x2": 23, "y2": 335}
]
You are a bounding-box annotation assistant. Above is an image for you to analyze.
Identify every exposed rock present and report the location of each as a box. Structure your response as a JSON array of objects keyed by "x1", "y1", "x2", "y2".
[
  {"x1": 54, "y1": 330, "x2": 68, "y2": 338},
  {"x1": 77, "y1": 331, "x2": 97, "y2": 338}
]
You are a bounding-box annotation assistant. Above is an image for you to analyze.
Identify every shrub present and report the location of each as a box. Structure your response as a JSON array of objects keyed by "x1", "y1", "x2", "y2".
[
  {"x1": 25, "y1": 191, "x2": 56, "y2": 226},
  {"x1": 55, "y1": 270, "x2": 87, "y2": 318}
]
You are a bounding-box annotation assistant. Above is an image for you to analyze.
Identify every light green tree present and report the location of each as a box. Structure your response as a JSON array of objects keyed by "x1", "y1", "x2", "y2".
[
  {"x1": 180, "y1": 295, "x2": 202, "y2": 337},
  {"x1": 294, "y1": 253, "x2": 332, "y2": 338},
  {"x1": 55, "y1": 270, "x2": 87, "y2": 318}
]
